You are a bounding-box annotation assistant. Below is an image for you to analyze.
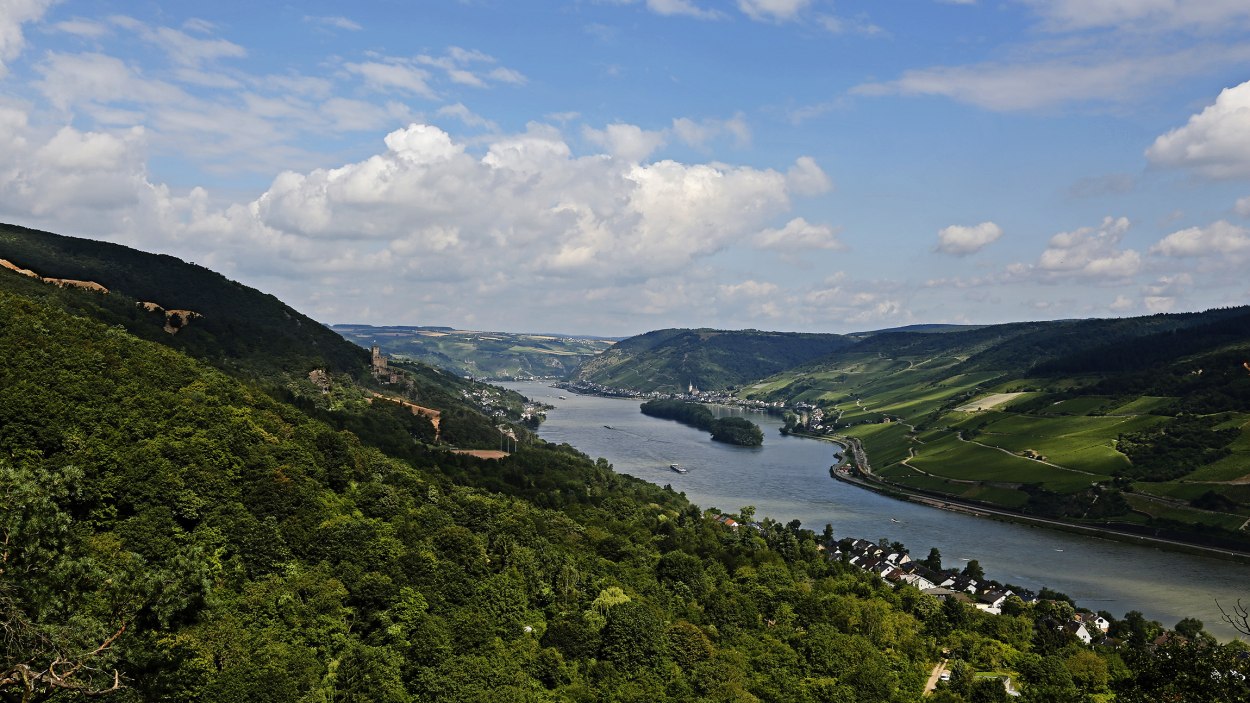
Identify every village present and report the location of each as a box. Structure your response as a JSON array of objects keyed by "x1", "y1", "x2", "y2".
[{"x1": 711, "y1": 513, "x2": 1114, "y2": 650}]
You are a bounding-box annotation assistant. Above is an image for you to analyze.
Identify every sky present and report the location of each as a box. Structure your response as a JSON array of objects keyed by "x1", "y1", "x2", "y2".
[{"x1": 2, "y1": 0, "x2": 1250, "y2": 336}]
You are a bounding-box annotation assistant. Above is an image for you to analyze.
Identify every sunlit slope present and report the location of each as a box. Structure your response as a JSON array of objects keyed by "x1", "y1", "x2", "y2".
[{"x1": 743, "y1": 308, "x2": 1250, "y2": 544}]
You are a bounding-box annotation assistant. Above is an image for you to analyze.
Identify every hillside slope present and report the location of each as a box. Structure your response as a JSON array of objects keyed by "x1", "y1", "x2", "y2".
[
  {"x1": 334, "y1": 324, "x2": 614, "y2": 380},
  {"x1": 573, "y1": 327, "x2": 854, "y2": 393},
  {"x1": 0, "y1": 223, "x2": 365, "y2": 376},
  {"x1": 1, "y1": 232, "x2": 1243, "y2": 701},
  {"x1": 745, "y1": 307, "x2": 1250, "y2": 548},
  {"x1": 0, "y1": 223, "x2": 539, "y2": 450}
]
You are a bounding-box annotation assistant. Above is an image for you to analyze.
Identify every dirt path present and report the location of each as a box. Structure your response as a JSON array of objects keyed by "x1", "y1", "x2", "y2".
[
  {"x1": 924, "y1": 660, "x2": 947, "y2": 695},
  {"x1": 369, "y1": 392, "x2": 442, "y2": 440},
  {"x1": 451, "y1": 449, "x2": 508, "y2": 459}
]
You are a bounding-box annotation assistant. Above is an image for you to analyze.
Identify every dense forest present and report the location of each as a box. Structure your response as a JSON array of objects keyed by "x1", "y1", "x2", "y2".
[
  {"x1": 640, "y1": 399, "x2": 765, "y2": 447},
  {"x1": 575, "y1": 328, "x2": 854, "y2": 393},
  {"x1": 3, "y1": 226, "x2": 1250, "y2": 702}
]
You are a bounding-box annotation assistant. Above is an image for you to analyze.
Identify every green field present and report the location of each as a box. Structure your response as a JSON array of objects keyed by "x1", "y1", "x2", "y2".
[
  {"x1": 959, "y1": 413, "x2": 1165, "y2": 476},
  {"x1": 905, "y1": 433, "x2": 1105, "y2": 491}
]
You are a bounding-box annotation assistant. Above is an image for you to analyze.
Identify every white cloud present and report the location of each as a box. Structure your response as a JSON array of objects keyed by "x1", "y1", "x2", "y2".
[
  {"x1": 53, "y1": 18, "x2": 110, "y2": 38},
  {"x1": 817, "y1": 13, "x2": 884, "y2": 36},
  {"x1": 304, "y1": 15, "x2": 363, "y2": 31},
  {"x1": 645, "y1": 0, "x2": 723, "y2": 20},
  {"x1": 1147, "y1": 80, "x2": 1250, "y2": 179},
  {"x1": 719, "y1": 279, "x2": 779, "y2": 298},
  {"x1": 1022, "y1": 0, "x2": 1250, "y2": 31},
  {"x1": 671, "y1": 113, "x2": 750, "y2": 149},
  {"x1": 0, "y1": 0, "x2": 54, "y2": 77},
  {"x1": 582, "y1": 123, "x2": 667, "y2": 162},
  {"x1": 1150, "y1": 221, "x2": 1250, "y2": 257},
  {"x1": 935, "y1": 221, "x2": 1002, "y2": 255},
  {"x1": 1010, "y1": 216, "x2": 1141, "y2": 280},
  {"x1": 1237, "y1": 196, "x2": 1250, "y2": 218},
  {"x1": 755, "y1": 217, "x2": 845, "y2": 250},
  {"x1": 799, "y1": 274, "x2": 908, "y2": 325},
  {"x1": 1037, "y1": 216, "x2": 1140, "y2": 278},
  {"x1": 344, "y1": 60, "x2": 437, "y2": 99},
  {"x1": 436, "y1": 103, "x2": 498, "y2": 131},
  {"x1": 1109, "y1": 295, "x2": 1133, "y2": 311},
  {"x1": 737, "y1": 0, "x2": 811, "y2": 23},
  {"x1": 785, "y1": 156, "x2": 832, "y2": 196},
  {"x1": 853, "y1": 46, "x2": 1250, "y2": 112},
  {"x1": 412, "y1": 47, "x2": 527, "y2": 89}
]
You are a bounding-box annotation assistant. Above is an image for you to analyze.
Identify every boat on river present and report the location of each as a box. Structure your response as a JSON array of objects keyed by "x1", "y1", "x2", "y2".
[{"x1": 670, "y1": 463, "x2": 688, "y2": 474}]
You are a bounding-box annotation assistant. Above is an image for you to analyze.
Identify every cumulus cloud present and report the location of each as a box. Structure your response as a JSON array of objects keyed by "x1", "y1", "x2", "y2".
[
  {"x1": 671, "y1": 113, "x2": 750, "y2": 149},
  {"x1": 1150, "y1": 221, "x2": 1250, "y2": 257},
  {"x1": 737, "y1": 0, "x2": 811, "y2": 23},
  {"x1": 785, "y1": 156, "x2": 832, "y2": 196},
  {"x1": 1036, "y1": 216, "x2": 1140, "y2": 278},
  {"x1": 755, "y1": 217, "x2": 845, "y2": 250},
  {"x1": 1237, "y1": 196, "x2": 1250, "y2": 218},
  {"x1": 582, "y1": 123, "x2": 667, "y2": 162},
  {"x1": 645, "y1": 0, "x2": 723, "y2": 20},
  {"x1": 935, "y1": 221, "x2": 1002, "y2": 255},
  {"x1": 0, "y1": 0, "x2": 54, "y2": 77},
  {"x1": 799, "y1": 273, "x2": 908, "y2": 325},
  {"x1": 1141, "y1": 273, "x2": 1193, "y2": 313},
  {"x1": 1006, "y1": 216, "x2": 1141, "y2": 281},
  {"x1": 1147, "y1": 80, "x2": 1250, "y2": 179}
]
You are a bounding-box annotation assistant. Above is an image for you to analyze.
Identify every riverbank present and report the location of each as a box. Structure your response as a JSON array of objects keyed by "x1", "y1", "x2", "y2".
[{"x1": 830, "y1": 461, "x2": 1250, "y2": 565}]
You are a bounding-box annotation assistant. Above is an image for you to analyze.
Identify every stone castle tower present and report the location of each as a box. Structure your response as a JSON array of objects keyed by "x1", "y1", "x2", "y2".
[{"x1": 371, "y1": 345, "x2": 387, "y2": 373}]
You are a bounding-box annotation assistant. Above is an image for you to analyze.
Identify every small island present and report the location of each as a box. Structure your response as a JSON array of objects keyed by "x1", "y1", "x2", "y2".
[{"x1": 640, "y1": 399, "x2": 764, "y2": 446}]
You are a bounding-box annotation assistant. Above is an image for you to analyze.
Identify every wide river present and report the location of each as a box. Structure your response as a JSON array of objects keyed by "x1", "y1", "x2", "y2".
[{"x1": 503, "y1": 381, "x2": 1250, "y2": 640}]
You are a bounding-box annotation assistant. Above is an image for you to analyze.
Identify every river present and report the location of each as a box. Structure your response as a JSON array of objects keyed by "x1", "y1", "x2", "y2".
[{"x1": 504, "y1": 381, "x2": 1250, "y2": 640}]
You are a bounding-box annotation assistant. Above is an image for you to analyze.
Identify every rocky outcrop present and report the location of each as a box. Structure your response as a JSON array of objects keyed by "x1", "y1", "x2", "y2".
[
  {"x1": 0, "y1": 259, "x2": 109, "y2": 294},
  {"x1": 139, "y1": 302, "x2": 203, "y2": 334}
]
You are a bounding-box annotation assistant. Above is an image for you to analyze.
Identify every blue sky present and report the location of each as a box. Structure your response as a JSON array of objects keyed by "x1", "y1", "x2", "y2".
[{"x1": 2, "y1": 0, "x2": 1250, "y2": 335}]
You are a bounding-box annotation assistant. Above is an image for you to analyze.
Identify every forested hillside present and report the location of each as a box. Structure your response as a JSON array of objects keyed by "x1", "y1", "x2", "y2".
[
  {"x1": 0, "y1": 223, "x2": 364, "y2": 376},
  {"x1": 574, "y1": 328, "x2": 854, "y2": 393},
  {"x1": 3, "y1": 229, "x2": 1250, "y2": 702}
]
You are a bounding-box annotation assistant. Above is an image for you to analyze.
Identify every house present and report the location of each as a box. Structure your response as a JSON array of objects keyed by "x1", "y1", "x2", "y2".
[
  {"x1": 1075, "y1": 612, "x2": 1111, "y2": 633},
  {"x1": 1063, "y1": 621, "x2": 1093, "y2": 645},
  {"x1": 900, "y1": 572, "x2": 938, "y2": 591},
  {"x1": 975, "y1": 591, "x2": 1008, "y2": 615},
  {"x1": 940, "y1": 575, "x2": 980, "y2": 595}
]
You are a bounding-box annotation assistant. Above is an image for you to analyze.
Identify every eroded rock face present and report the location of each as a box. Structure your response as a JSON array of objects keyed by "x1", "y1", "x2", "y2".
[
  {"x1": 1, "y1": 259, "x2": 110, "y2": 294},
  {"x1": 140, "y1": 301, "x2": 203, "y2": 334}
]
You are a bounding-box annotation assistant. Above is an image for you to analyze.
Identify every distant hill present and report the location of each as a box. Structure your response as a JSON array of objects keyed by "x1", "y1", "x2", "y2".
[
  {"x1": 847, "y1": 323, "x2": 986, "y2": 337},
  {"x1": 572, "y1": 327, "x2": 855, "y2": 392},
  {"x1": 333, "y1": 324, "x2": 614, "y2": 379}
]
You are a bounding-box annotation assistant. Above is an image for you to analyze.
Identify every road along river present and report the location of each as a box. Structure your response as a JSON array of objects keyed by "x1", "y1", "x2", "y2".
[{"x1": 504, "y1": 381, "x2": 1250, "y2": 639}]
